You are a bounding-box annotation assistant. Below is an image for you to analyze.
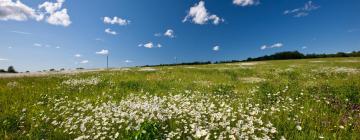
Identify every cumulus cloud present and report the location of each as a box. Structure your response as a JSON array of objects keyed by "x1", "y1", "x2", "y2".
[
  {"x1": 38, "y1": 0, "x2": 71, "y2": 27},
  {"x1": 260, "y1": 43, "x2": 283, "y2": 50},
  {"x1": 55, "y1": 46, "x2": 60, "y2": 49},
  {"x1": 45, "y1": 9, "x2": 71, "y2": 26},
  {"x1": 183, "y1": 1, "x2": 224, "y2": 25},
  {"x1": 96, "y1": 49, "x2": 109, "y2": 55},
  {"x1": 213, "y1": 45, "x2": 220, "y2": 51},
  {"x1": 233, "y1": 0, "x2": 259, "y2": 6},
  {"x1": 80, "y1": 60, "x2": 89, "y2": 64},
  {"x1": 284, "y1": 1, "x2": 319, "y2": 18},
  {"x1": 164, "y1": 29, "x2": 175, "y2": 38},
  {"x1": 0, "y1": 0, "x2": 44, "y2": 21},
  {"x1": 0, "y1": 0, "x2": 71, "y2": 27},
  {"x1": 0, "y1": 58, "x2": 9, "y2": 61},
  {"x1": 103, "y1": 16, "x2": 130, "y2": 26},
  {"x1": 105, "y1": 28, "x2": 117, "y2": 35}
]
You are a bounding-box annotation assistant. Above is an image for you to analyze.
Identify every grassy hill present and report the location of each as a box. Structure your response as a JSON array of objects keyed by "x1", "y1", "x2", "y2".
[{"x1": 1, "y1": 57, "x2": 359, "y2": 139}]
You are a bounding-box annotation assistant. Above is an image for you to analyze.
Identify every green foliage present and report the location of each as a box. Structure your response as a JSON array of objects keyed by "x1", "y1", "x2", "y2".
[{"x1": 128, "y1": 121, "x2": 163, "y2": 140}]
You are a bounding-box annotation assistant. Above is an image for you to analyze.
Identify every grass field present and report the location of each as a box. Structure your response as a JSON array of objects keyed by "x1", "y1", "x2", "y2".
[{"x1": 1, "y1": 57, "x2": 360, "y2": 140}]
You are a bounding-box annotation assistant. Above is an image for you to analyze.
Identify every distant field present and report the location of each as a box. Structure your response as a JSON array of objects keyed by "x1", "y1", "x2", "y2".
[{"x1": 1, "y1": 57, "x2": 359, "y2": 140}]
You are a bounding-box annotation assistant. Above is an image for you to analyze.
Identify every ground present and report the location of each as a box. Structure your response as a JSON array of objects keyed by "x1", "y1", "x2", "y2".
[{"x1": 0, "y1": 57, "x2": 360, "y2": 140}]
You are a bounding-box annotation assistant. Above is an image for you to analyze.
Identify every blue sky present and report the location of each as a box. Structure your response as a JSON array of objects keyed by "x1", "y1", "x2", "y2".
[{"x1": 0, "y1": 0, "x2": 359, "y2": 72}]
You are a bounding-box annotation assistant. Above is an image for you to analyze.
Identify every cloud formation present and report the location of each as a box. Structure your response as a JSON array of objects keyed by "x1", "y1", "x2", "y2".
[
  {"x1": 233, "y1": 0, "x2": 259, "y2": 6},
  {"x1": 213, "y1": 46, "x2": 220, "y2": 51},
  {"x1": 183, "y1": 1, "x2": 224, "y2": 25},
  {"x1": 260, "y1": 43, "x2": 283, "y2": 50},
  {"x1": 0, "y1": 58, "x2": 9, "y2": 61},
  {"x1": 105, "y1": 28, "x2": 117, "y2": 35},
  {"x1": 74, "y1": 54, "x2": 82, "y2": 58},
  {"x1": 96, "y1": 49, "x2": 109, "y2": 55},
  {"x1": 140, "y1": 42, "x2": 162, "y2": 49},
  {"x1": 284, "y1": 1, "x2": 319, "y2": 18},
  {"x1": 39, "y1": 0, "x2": 71, "y2": 27},
  {"x1": 0, "y1": 0, "x2": 43, "y2": 21},
  {"x1": 103, "y1": 16, "x2": 130, "y2": 26},
  {"x1": 164, "y1": 29, "x2": 175, "y2": 38},
  {"x1": 0, "y1": 0, "x2": 71, "y2": 27}
]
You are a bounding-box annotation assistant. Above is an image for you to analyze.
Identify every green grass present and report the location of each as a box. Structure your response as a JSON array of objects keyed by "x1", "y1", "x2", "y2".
[{"x1": 0, "y1": 57, "x2": 360, "y2": 139}]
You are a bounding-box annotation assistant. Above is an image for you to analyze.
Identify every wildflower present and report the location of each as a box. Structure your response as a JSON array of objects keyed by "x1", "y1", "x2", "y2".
[{"x1": 296, "y1": 125, "x2": 302, "y2": 131}]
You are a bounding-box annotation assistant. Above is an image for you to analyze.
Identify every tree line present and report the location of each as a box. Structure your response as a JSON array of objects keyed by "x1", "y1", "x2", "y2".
[
  {"x1": 244, "y1": 51, "x2": 360, "y2": 62},
  {"x1": 0, "y1": 66, "x2": 17, "y2": 73},
  {"x1": 143, "y1": 50, "x2": 360, "y2": 67}
]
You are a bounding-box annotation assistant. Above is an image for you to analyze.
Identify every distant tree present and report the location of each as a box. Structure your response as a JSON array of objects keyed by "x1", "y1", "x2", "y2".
[
  {"x1": 60, "y1": 68, "x2": 65, "y2": 71},
  {"x1": 7, "y1": 66, "x2": 17, "y2": 73},
  {"x1": 0, "y1": 69, "x2": 6, "y2": 73},
  {"x1": 49, "y1": 68, "x2": 56, "y2": 72},
  {"x1": 26, "y1": 71, "x2": 30, "y2": 73}
]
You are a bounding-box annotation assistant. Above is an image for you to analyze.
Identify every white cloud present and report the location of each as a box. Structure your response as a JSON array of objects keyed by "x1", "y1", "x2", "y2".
[
  {"x1": 38, "y1": 0, "x2": 71, "y2": 27},
  {"x1": 154, "y1": 33, "x2": 161, "y2": 37},
  {"x1": 164, "y1": 29, "x2": 175, "y2": 38},
  {"x1": 0, "y1": 58, "x2": 9, "y2": 61},
  {"x1": 144, "y1": 42, "x2": 154, "y2": 48},
  {"x1": 80, "y1": 60, "x2": 89, "y2": 64},
  {"x1": 0, "y1": 0, "x2": 71, "y2": 27},
  {"x1": 213, "y1": 45, "x2": 220, "y2": 51},
  {"x1": 8, "y1": 46, "x2": 13, "y2": 49},
  {"x1": 105, "y1": 28, "x2": 117, "y2": 35},
  {"x1": 33, "y1": 43, "x2": 42, "y2": 47},
  {"x1": 11, "y1": 30, "x2": 31, "y2": 35},
  {"x1": 95, "y1": 38, "x2": 104, "y2": 42},
  {"x1": 103, "y1": 16, "x2": 130, "y2": 26},
  {"x1": 74, "y1": 54, "x2": 81, "y2": 58},
  {"x1": 260, "y1": 43, "x2": 283, "y2": 50},
  {"x1": 140, "y1": 42, "x2": 162, "y2": 49},
  {"x1": 55, "y1": 46, "x2": 60, "y2": 49},
  {"x1": 183, "y1": 1, "x2": 224, "y2": 25},
  {"x1": 302, "y1": 46, "x2": 307, "y2": 49},
  {"x1": 45, "y1": 9, "x2": 71, "y2": 26},
  {"x1": 284, "y1": 1, "x2": 319, "y2": 18},
  {"x1": 233, "y1": 0, "x2": 259, "y2": 6},
  {"x1": 0, "y1": 0, "x2": 44, "y2": 21},
  {"x1": 96, "y1": 49, "x2": 109, "y2": 55},
  {"x1": 124, "y1": 60, "x2": 132, "y2": 63},
  {"x1": 157, "y1": 43, "x2": 162, "y2": 48}
]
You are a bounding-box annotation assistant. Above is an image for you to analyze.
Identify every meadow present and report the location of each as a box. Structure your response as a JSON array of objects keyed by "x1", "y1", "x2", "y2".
[{"x1": 0, "y1": 57, "x2": 359, "y2": 140}]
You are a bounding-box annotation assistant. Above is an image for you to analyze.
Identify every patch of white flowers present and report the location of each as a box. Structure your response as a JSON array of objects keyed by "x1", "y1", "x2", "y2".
[
  {"x1": 35, "y1": 91, "x2": 278, "y2": 139},
  {"x1": 61, "y1": 77, "x2": 101, "y2": 87}
]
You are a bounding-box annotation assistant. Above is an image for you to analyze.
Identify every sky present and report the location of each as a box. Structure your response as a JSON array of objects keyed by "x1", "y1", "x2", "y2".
[{"x1": 0, "y1": 0, "x2": 359, "y2": 72}]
